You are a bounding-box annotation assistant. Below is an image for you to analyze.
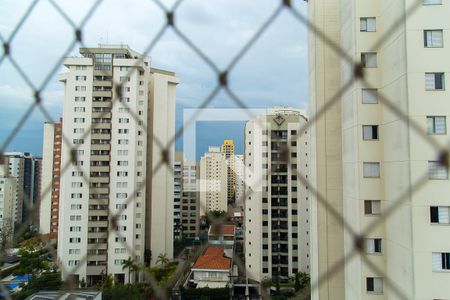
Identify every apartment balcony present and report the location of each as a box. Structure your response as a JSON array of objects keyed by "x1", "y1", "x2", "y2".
[
  {"x1": 91, "y1": 122, "x2": 111, "y2": 130},
  {"x1": 88, "y1": 199, "x2": 109, "y2": 206},
  {"x1": 87, "y1": 243, "x2": 108, "y2": 250},
  {"x1": 92, "y1": 112, "x2": 112, "y2": 119},
  {"x1": 87, "y1": 221, "x2": 108, "y2": 228},
  {"x1": 92, "y1": 101, "x2": 112, "y2": 108},
  {"x1": 89, "y1": 177, "x2": 110, "y2": 184},
  {"x1": 88, "y1": 210, "x2": 109, "y2": 217},
  {"x1": 93, "y1": 80, "x2": 112, "y2": 87},
  {"x1": 90, "y1": 166, "x2": 110, "y2": 173},
  {"x1": 90, "y1": 187, "x2": 109, "y2": 194},
  {"x1": 90, "y1": 155, "x2": 110, "y2": 162},
  {"x1": 90, "y1": 144, "x2": 110, "y2": 151},
  {"x1": 91, "y1": 133, "x2": 111, "y2": 140},
  {"x1": 92, "y1": 91, "x2": 112, "y2": 98},
  {"x1": 86, "y1": 265, "x2": 107, "y2": 276},
  {"x1": 87, "y1": 231, "x2": 108, "y2": 239},
  {"x1": 87, "y1": 254, "x2": 107, "y2": 262}
]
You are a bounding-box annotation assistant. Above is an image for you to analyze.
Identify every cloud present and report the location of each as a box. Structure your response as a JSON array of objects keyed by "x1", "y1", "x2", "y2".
[{"x1": 0, "y1": 1, "x2": 308, "y2": 155}]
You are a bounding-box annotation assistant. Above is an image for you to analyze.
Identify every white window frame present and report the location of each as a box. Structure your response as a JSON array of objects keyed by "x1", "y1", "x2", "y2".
[
  {"x1": 424, "y1": 29, "x2": 443, "y2": 48},
  {"x1": 425, "y1": 72, "x2": 445, "y2": 90},
  {"x1": 360, "y1": 17, "x2": 376, "y2": 32},
  {"x1": 361, "y1": 52, "x2": 377, "y2": 68},
  {"x1": 427, "y1": 116, "x2": 446, "y2": 134},
  {"x1": 428, "y1": 161, "x2": 448, "y2": 179},
  {"x1": 363, "y1": 162, "x2": 380, "y2": 178}
]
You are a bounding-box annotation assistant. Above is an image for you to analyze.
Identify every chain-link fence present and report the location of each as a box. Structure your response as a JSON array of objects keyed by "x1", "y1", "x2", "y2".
[{"x1": 0, "y1": 0, "x2": 448, "y2": 299}]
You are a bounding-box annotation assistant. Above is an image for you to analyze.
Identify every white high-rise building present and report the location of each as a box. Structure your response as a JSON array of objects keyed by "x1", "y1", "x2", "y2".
[
  {"x1": 309, "y1": 1, "x2": 450, "y2": 299},
  {"x1": 0, "y1": 166, "x2": 16, "y2": 242},
  {"x1": 57, "y1": 45, "x2": 178, "y2": 285},
  {"x1": 199, "y1": 146, "x2": 228, "y2": 216},
  {"x1": 244, "y1": 108, "x2": 310, "y2": 283},
  {"x1": 234, "y1": 154, "x2": 245, "y2": 210}
]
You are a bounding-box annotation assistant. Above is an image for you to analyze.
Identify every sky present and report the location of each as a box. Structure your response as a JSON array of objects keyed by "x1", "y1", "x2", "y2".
[{"x1": 0, "y1": 0, "x2": 308, "y2": 159}]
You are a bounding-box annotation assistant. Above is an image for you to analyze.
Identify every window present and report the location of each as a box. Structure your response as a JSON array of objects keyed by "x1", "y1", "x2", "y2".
[
  {"x1": 428, "y1": 161, "x2": 448, "y2": 179},
  {"x1": 423, "y1": 0, "x2": 442, "y2": 4},
  {"x1": 119, "y1": 118, "x2": 129, "y2": 123},
  {"x1": 117, "y1": 161, "x2": 128, "y2": 166},
  {"x1": 75, "y1": 86, "x2": 86, "y2": 91},
  {"x1": 424, "y1": 30, "x2": 443, "y2": 47},
  {"x1": 425, "y1": 72, "x2": 445, "y2": 90},
  {"x1": 119, "y1": 107, "x2": 130, "y2": 113},
  {"x1": 69, "y1": 249, "x2": 80, "y2": 255},
  {"x1": 366, "y1": 238, "x2": 382, "y2": 254},
  {"x1": 74, "y1": 118, "x2": 85, "y2": 123},
  {"x1": 364, "y1": 200, "x2": 381, "y2": 215},
  {"x1": 70, "y1": 226, "x2": 81, "y2": 232},
  {"x1": 363, "y1": 162, "x2": 380, "y2": 178},
  {"x1": 361, "y1": 52, "x2": 377, "y2": 68},
  {"x1": 360, "y1": 17, "x2": 376, "y2": 32},
  {"x1": 68, "y1": 260, "x2": 80, "y2": 266},
  {"x1": 75, "y1": 96, "x2": 86, "y2": 102},
  {"x1": 70, "y1": 215, "x2": 82, "y2": 221},
  {"x1": 73, "y1": 128, "x2": 84, "y2": 134},
  {"x1": 118, "y1": 139, "x2": 129, "y2": 145},
  {"x1": 71, "y1": 193, "x2": 82, "y2": 199},
  {"x1": 71, "y1": 182, "x2": 82, "y2": 188},
  {"x1": 427, "y1": 116, "x2": 446, "y2": 134},
  {"x1": 433, "y1": 252, "x2": 450, "y2": 271},
  {"x1": 120, "y1": 97, "x2": 130, "y2": 102},
  {"x1": 69, "y1": 238, "x2": 81, "y2": 243},
  {"x1": 120, "y1": 76, "x2": 130, "y2": 82},
  {"x1": 117, "y1": 150, "x2": 129, "y2": 156},
  {"x1": 116, "y1": 193, "x2": 127, "y2": 199},
  {"x1": 430, "y1": 206, "x2": 450, "y2": 224},
  {"x1": 75, "y1": 75, "x2": 86, "y2": 81},
  {"x1": 70, "y1": 204, "x2": 82, "y2": 210},
  {"x1": 121, "y1": 86, "x2": 131, "y2": 92},
  {"x1": 117, "y1": 171, "x2": 128, "y2": 177},
  {"x1": 363, "y1": 125, "x2": 379, "y2": 140},
  {"x1": 362, "y1": 88, "x2": 378, "y2": 104},
  {"x1": 366, "y1": 277, "x2": 383, "y2": 294},
  {"x1": 73, "y1": 139, "x2": 84, "y2": 145},
  {"x1": 118, "y1": 129, "x2": 129, "y2": 134}
]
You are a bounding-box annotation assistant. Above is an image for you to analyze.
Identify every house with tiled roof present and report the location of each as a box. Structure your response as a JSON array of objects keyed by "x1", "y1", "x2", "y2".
[
  {"x1": 208, "y1": 224, "x2": 235, "y2": 251},
  {"x1": 189, "y1": 246, "x2": 232, "y2": 288}
]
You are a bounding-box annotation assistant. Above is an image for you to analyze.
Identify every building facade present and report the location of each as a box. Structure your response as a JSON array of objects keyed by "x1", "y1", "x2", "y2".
[
  {"x1": 244, "y1": 108, "x2": 310, "y2": 283},
  {"x1": 0, "y1": 166, "x2": 16, "y2": 243},
  {"x1": 40, "y1": 119, "x2": 63, "y2": 238},
  {"x1": 309, "y1": 0, "x2": 450, "y2": 299},
  {"x1": 221, "y1": 140, "x2": 235, "y2": 206},
  {"x1": 174, "y1": 152, "x2": 199, "y2": 240},
  {"x1": 234, "y1": 154, "x2": 245, "y2": 210},
  {"x1": 56, "y1": 45, "x2": 178, "y2": 285},
  {"x1": 199, "y1": 146, "x2": 228, "y2": 216},
  {"x1": 3, "y1": 152, "x2": 41, "y2": 226}
]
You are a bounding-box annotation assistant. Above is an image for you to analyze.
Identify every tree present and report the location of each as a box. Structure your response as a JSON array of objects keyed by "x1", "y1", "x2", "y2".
[
  {"x1": 156, "y1": 253, "x2": 169, "y2": 268},
  {"x1": 13, "y1": 239, "x2": 50, "y2": 279},
  {"x1": 122, "y1": 257, "x2": 138, "y2": 284},
  {"x1": 0, "y1": 218, "x2": 14, "y2": 251}
]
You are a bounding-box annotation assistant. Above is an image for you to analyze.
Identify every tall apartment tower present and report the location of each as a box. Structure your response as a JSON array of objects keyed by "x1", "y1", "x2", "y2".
[
  {"x1": 199, "y1": 146, "x2": 228, "y2": 216},
  {"x1": 174, "y1": 152, "x2": 199, "y2": 240},
  {"x1": 221, "y1": 140, "x2": 235, "y2": 205},
  {"x1": 309, "y1": 1, "x2": 450, "y2": 299},
  {"x1": 57, "y1": 45, "x2": 178, "y2": 285},
  {"x1": 0, "y1": 165, "x2": 16, "y2": 241},
  {"x1": 244, "y1": 108, "x2": 310, "y2": 283},
  {"x1": 234, "y1": 154, "x2": 245, "y2": 210},
  {"x1": 3, "y1": 152, "x2": 41, "y2": 226},
  {"x1": 40, "y1": 119, "x2": 63, "y2": 238}
]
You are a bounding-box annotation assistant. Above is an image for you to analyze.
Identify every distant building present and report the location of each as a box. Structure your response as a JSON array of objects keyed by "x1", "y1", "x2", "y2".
[
  {"x1": 208, "y1": 224, "x2": 235, "y2": 258},
  {"x1": 244, "y1": 108, "x2": 310, "y2": 282},
  {"x1": 56, "y1": 44, "x2": 178, "y2": 285},
  {"x1": 190, "y1": 246, "x2": 232, "y2": 289},
  {"x1": 234, "y1": 154, "x2": 245, "y2": 209},
  {"x1": 3, "y1": 152, "x2": 41, "y2": 226},
  {"x1": 174, "y1": 152, "x2": 199, "y2": 240},
  {"x1": 39, "y1": 118, "x2": 62, "y2": 239},
  {"x1": 0, "y1": 165, "x2": 16, "y2": 242},
  {"x1": 221, "y1": 140, "x2": 235, "y2": 206},
  {"x1": 199, "y1": 147, "x2": 228, "y2": 216}
]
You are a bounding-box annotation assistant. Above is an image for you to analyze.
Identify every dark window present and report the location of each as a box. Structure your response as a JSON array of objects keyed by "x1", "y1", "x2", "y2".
[{"x1": 430, "y1": 206, "x2": 439, "y2": 223}]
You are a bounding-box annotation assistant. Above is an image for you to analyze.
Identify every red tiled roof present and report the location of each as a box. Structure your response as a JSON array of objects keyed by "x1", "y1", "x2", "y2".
[
  {"x1": 209, "y1": 224, "x2": 235, "y2": 235},
  {"x1": 192, "y1": 246, "x2": 231, "y2": 270}
]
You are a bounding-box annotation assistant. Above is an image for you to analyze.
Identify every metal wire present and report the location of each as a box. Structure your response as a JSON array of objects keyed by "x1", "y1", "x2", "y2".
[{"x1": 0, "y1": 0, "x2": 447, "y2": 299}]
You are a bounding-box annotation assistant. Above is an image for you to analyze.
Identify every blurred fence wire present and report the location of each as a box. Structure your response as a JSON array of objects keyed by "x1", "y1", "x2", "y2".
[{"x1": 0, "y1": 0, "x2": 445, "y2": 299}]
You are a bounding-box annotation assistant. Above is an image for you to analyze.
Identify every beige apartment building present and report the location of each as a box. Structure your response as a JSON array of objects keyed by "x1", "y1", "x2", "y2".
[
  {"x1": 199, "y1": 146, "x2": 228, "y2": 216},
  {"x1": 309, "y1": 0, "x2": 450, "y2": 299},
  {"x1": 56, "y1": 45, "x2": 178, "y2": 285},
  {"x1": 234, "y1": 154, "x2": 245, "y2": 209},
  {"x1": 244, "y1": 108, "x2": 310, "y2": 283},
  {"x1": 0, "y1": 165, "x2": 16, "y2": 242},
  {"x1": 221, "y1": 140, "x2": 235, "y2": 205}
]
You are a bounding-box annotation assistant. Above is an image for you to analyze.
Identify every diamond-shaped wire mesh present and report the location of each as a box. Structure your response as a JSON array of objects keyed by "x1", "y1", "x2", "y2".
[{"x1": 0, "y1": 0, "x2": 447, "y2": 299}]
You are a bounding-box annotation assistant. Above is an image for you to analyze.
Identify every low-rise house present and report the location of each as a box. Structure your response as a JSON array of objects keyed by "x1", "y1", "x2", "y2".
[{"x1": 190, "y1": 246, "x2": 232, "y2": 288}]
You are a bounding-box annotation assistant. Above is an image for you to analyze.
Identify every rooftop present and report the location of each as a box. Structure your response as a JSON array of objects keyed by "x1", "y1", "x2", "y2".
[
  {"x1": 192, "y1": 246, "x2": 231, "y2": 270},
  {"x1": 209, "y1": 224, "x2": 235, "y2": 236}
]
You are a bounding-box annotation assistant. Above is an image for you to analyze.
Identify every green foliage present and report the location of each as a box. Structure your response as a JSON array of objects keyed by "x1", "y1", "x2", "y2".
[
  {"x1": 148, "y1": 261, "x2": 178, "y2": 287},
  {"x1": 122, "y1": 257, "x2": 139, "y2": 284},
  {"x1": 12, "y1": 272, "x2": 62, "y2": 300},
  {"x1": 181, "y1": 287, "x2": 230, "y2": 300},
  {"x1": 101, "y1": 283, "x2": 152, "y2": 300},
  {"x1": 155, "y1": 253, "x2": 169, "y2": 267},
  {"x1": 13, "y1": 239, "x2": 50, "y2": 278},
  {"x1": 296, "y1": 272, "x2": 310, "y2": 291}
]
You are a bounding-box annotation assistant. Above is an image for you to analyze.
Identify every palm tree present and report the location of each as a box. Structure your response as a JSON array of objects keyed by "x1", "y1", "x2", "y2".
[
  {"x1": 122, "y1": 256, "x2": 135, "y2": 284},
  {"x1": 156, "y1": 253, "x2": 169, "y2": 268}
]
